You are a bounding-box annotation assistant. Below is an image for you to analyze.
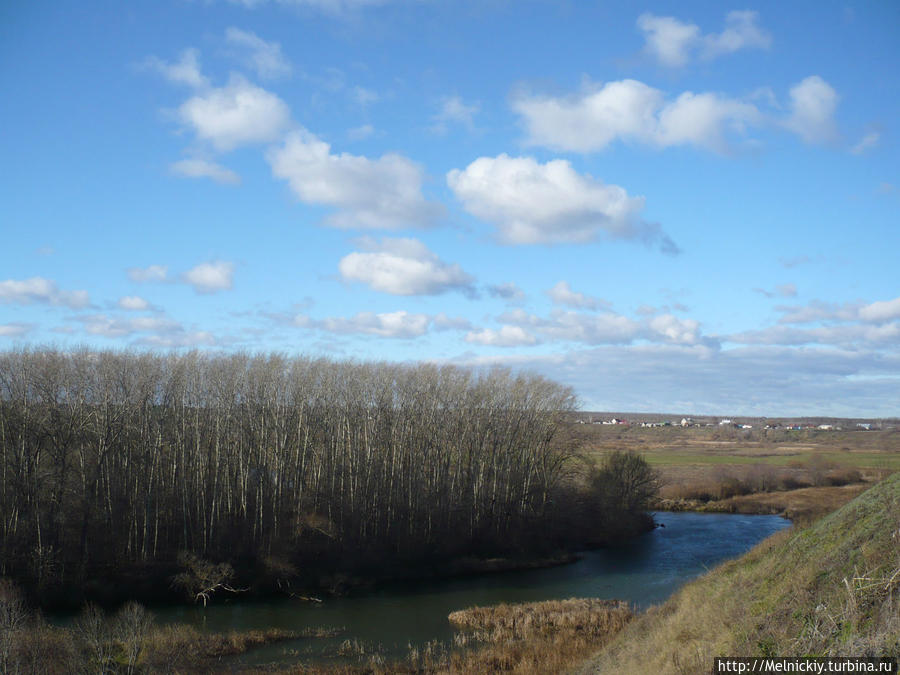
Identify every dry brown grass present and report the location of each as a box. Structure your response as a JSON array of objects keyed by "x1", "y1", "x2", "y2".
[
  {"x1": 263, "y1": 598, "x2": 634, "y2": 675},
  {"x1": 580, "y1": 473, "x2": 900, "y2": 674}
]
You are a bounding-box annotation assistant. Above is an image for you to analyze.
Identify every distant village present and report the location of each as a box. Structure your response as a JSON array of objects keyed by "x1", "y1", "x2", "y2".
[{"x1": 575, "y1": 415, "x2": 888, "y2": 431}]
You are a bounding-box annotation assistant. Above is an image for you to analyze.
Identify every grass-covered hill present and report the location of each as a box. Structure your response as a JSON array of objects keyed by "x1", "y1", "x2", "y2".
[{"x1": 582, "y1": 471, "x2": 900, "y2": 674}]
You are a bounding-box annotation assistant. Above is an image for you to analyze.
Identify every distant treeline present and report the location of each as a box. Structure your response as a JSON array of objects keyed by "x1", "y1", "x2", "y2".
[{"x1": 0, "y1": 348, "x2": 655, "y2": 605}]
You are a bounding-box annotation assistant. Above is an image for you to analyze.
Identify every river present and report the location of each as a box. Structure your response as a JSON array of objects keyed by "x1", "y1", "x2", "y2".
[{"x1": 148, "y1": 511, "x2": 790, "y2": 667}]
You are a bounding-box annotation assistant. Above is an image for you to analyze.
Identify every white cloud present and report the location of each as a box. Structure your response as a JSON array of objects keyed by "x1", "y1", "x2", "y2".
[
  {"x1": 515, "y1": 75, "x2": 837, "y2": 153},
  {"x1": 648, "y1": 314, "x2": 703, "y2": 345},
  {"x1": 320, "y1": 310, "x2": 430, "y2": 338},
  {"x1": 546, "y1": 281, "x2": 607, "y2": 310},
  {"x1": 859, "y1": 297, "x2": 900, "y2": 323},
  {"x1": 497, "y1": 307, "x2": 713, "y2": 347},
  {"x1": 783, "y1": 76, "x2": 839, "y2": 145},
  {"x1": 70, "y1": 313, "x2": 217, "y2": 347},
  {"x1": 0, "y1": 277, "x2": 90, "y2": 308},
  {"x1": 637, "y1": 13, "x2": 699, "y2": 67},
  {"x1": 145, "y1": 48, "x2": 209, "y2": 89},
  {"x1": 128, "y1": 265, "x2": 168, "y2": 283},
  {"x1": 74, "y1": 314, "x2": 181, "y2": 338},
  {"x1": 501, "y1": 309, "x2": 643, "y2": 345},
  {"x1": 347, "y1": 124, "x2": 375, "y2": 141},
  {"x1": 0, "y1": 323, "x2": 32, "y2": 338},
  {"x1": 465, "y1": 325, "x2": 538, "y2": 347},
  {"x1": 447, "y1": 154, "x2": 677, "y2": 252},
  {"x1": 268, "y1": 129, "x2": 442, "y2": 229},
  {"x1": 638, "y1": 11, "x2": 770, "y2": 67},
  {"x1": 118, "y1": 296, "x2": 151, "y2": 311},
  {"x1": 702, "y1": 11, "x2": 772, "y2": 59},
  {"x1": 850, "y1": 131, "x2": 880, "y2": 155},
  {"x1": 338, "y1": 237, "x2": 474, "y2": 296},
  {"x1": 655, "y1": 91, "x2": 760, "y2": 152},
  {"x1": 352, "y1": 86, "x2": 378, "y2": 107},
  {"x1": 183, "y1": 261, "x2": 235, "y2": 294},
  {"x1": 487, "y1": 282, "x2": 526, "y2": 303},
  {"x1": 138, "y1": 331, "x2": 217, "y2": 348},
  {"x1": 178, "y1": 75, "x2": 292, "y2": 151},
  {"x1": 514, "y1": 79, "x2": 759, "y2": 154},
  {"x1": 775, "y1": 300, "x2": 859, "y2": 324},
  {"x1": 451, "y1": 345, "x2": 900, "y2": 418},
  {"x1": 433, "y1": 313, "x2": 472, "y2": 331},
  {"x1": 170, "y1": 158, "x2": 241, "y2": 185},
  {"x1": 753, "y1": 283, "x2": 798, "y2": 299},
  {"x1": 727, "y1": 323, "x2": 900, "y2": 348},
  {"x1": 432, "y1": 95, "x2": 479, "y2": 133},
  {"x1": 225, "y1": 27, "x2": 292, "y2": 80}
]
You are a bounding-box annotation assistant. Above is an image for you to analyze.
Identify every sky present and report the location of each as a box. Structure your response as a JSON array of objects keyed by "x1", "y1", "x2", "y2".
[{"x1": 1, "y1": 0, "x2": 898, "y2": 417}]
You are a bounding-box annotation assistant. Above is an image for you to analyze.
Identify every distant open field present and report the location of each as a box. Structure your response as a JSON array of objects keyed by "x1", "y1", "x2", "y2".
[
  {"x1": 569, "y1": 422, "x2": 900, "y2": 471},
  {"x1": 565, "y1": 422, "x2": 899, "y2": 520}
]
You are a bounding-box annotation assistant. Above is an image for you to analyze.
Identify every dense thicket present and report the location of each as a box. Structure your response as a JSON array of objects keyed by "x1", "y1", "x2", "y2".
[{"x1": 0, "y1": 348, "x2": 628, "y2": 602}]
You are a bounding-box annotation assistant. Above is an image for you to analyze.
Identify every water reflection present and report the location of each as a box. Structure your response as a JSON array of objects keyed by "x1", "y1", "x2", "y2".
[{"x1": 153, "y1": 511, "x2": 789, "y2": 665}]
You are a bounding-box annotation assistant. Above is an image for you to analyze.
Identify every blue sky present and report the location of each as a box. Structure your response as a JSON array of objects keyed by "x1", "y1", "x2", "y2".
[{"x1": 2, "y1": 0, "x2": 898, "y2": 416}]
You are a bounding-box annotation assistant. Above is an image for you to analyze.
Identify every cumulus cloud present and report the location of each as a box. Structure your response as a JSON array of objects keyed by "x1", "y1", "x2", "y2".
[
  {"x1": 145, "y1": 48, "x2": 209, "y2": 89},
  {"x1": 648, "y1": 314, "x2": 704, "y2": 345},
  {"x1": 347, "y1": 124, "x2": 375, "y2": 141},
  {"x1": 726, "y1": 295, "x2": 900, "y2": 348},
  {"x1": 183, "y1": 261, "x2": 235, "y2": 294},
  {"x1": 515, "y1": 75, "x2": 838, "y2": 153},
  {"x1": 137, "y1": 331, "x2": 217, "y2": 348},
  {"x1": 775, "y1": 300, "x2": 861, "y2": 324},
  {"x1": 546, "y1": 281, "x2": 607, "y2": 310},
  {"x1": 282, "y1": 309, "x2": 471, "y2": 338},
  {"x1": 178, "y1": 75, "x2": 292, "y2": 151},
  {"x1": 487, "y1": 282, "x2": 526, "y2": 303},
  {"x1": 501, "y1": 309, "x2": 643, "y2": 345},
  {"x1": 783, "y1": 76, "x2": 839, "y2": 145},
  {"x1": 320, "y1": 310, "x2": 430, "y2": 338},
  {"x1": 859, "y1": 297, "x2": 900, "y2": 323},
  {"x1": 0, "y1": 277, "x2": 90, "y2": 308},
  {"x1": 727, "y1": 323, "x2": 900, "y2": 348},
  {"x1": 637, "y1": 13, "x2": 700, "y2": 67},
  {"x1": 225, "y1": 28, "x2": 292, "y2": 79},
  {"x1": 0, "y1": 323, "x2": 32, "y2": 338},
  {"x1": 638, "y1": 10, "x2": 770, "y2": 67},
  {"x1": 170, "y1": 158, "x2": 241, "y2": 185},
  {"x1": 431, "y1": 96, "x2": 480, "y2": 134},
  {"x1": 702, "y1": 11, "x2": 772, "y2": 59},
  {"x1": 117, "y1": 296, "x2": 151, "y2": 311},
  {"x1": 71, "y1": 313, "x2": 217, "y2": 347},
  {"x1": 447, "y1": 154, "x2": 677, "y2": 252},
  {"x1": 269, "y1": 129, "x2": 442, "y2": 229},
  {"x1": 338, "y1": 237, "x2": 475, "y2": 296},
  {"x1": 451, "y1": 345, "x2": 900, "y2": 418},
  {"x1": 497, "y1": 308, "x2": 712, "y2": 347},
  {"x1": 75, "y1": 314, "x2": 182, "y2": 338},
  {"x1": 433, "y1": 313, "x2": 473, "y2": 331},
  {"x1": 128, "y1": 265, "x2": 168, "y2": 283},
  {"x1": 514, "y1": 79, "x2": 759, "y2": 154},
  {"x1": 754, "y1": 283, "x2": 797, "y2": 299},
  {"x1": 465, "y1": 325, "x2": 538, "y2": 347}
]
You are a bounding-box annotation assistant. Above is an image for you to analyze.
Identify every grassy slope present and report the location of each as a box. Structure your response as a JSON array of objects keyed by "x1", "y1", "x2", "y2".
[{"x1": 581, "y1": 472, "x2": 900, "y2": 674}]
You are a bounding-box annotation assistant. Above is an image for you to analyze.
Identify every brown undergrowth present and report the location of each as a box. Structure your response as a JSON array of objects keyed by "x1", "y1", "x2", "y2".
[{"x1": 258, "y1": 598, "x2": 634, "y2": 675}]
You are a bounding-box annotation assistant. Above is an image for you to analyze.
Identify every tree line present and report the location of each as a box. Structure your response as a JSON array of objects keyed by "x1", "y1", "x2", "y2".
[{"x1": 0, "y1": 348, "x2": 655, "y2": 604}]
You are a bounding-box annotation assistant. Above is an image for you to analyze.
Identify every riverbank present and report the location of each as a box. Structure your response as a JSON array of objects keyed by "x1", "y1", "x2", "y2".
[
  {"x1": 651, "y1": 481, "x2": 870, "y2": 524},
  {"x1": 582, "y1": 471, "x2": 900, "y2": 673}
]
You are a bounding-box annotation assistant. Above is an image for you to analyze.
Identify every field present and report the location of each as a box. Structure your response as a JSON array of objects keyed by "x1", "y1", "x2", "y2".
[{"x1": 565, "y1": 422, "x2": 899, "y2": 522}]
